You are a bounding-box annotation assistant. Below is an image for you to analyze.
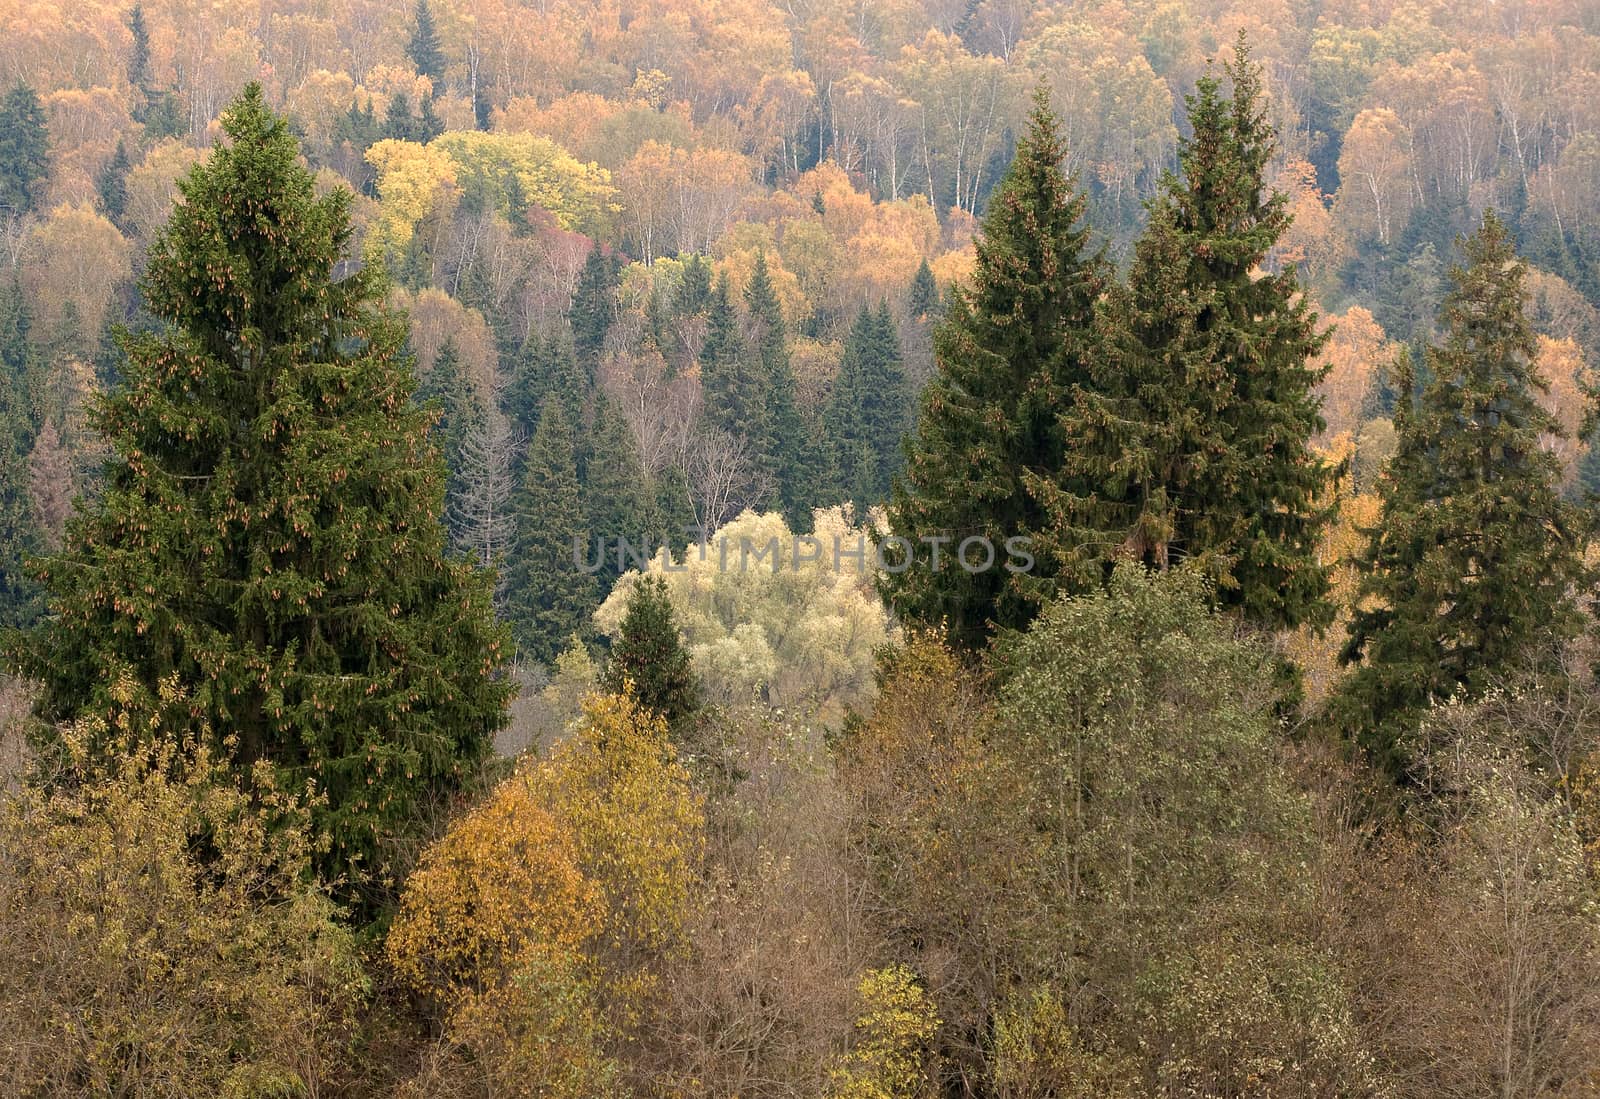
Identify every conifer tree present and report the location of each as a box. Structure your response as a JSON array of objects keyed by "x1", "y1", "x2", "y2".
[
  {"x1": 881, "y1": 88, "x2": 1106, "y2": 648},
  {"x1": 908, "y1": 258, "x2": 939, "y2": 320},
  {"x1": 827, "y1": 302, "x2": 909, "y2": 509},
  {"x1": 96, "y1": 140, "x2": 130, "y2": 226},
  {"x1": 503, "y1": 326, "x2": 585, "y2": 447},
  {"x1": 0, "y1": 83, "x2": 49, "y2": 214},
  {"x1": 127, "y1": 4, "x2": 153, "y2": 101},
  {"x1": 601, "y1": 575, "x2": 700, "y2": 734},
  {"x1": 699, "y1": 273, "x2": 766, "y2": 448},
  {"x1": 383, "y1": 93, "x2": 419, "y2": 143},
  {"x1": 406, "y1": 0, "x2": 447, "y2": 88},
  {"x1": 571, "y1": 245, "x2": 619, "y2": 370},
  {"x1": 413, "y1": 339, "x2": 481, "y2": 538},
  {"x1": 1332, "y1": 213, "x2": 1592, "y2": 772},
  {"x1": 7, "y1": 86, "x2": 512, "y2": 905},
  {"x1": 504, "y1": 398, "x2": 596, "y2": 664},
  {"x1": 1042, "y1": 38, "x2": 1332, "y2": 630},
  {"x1": 745, "y1": 251, "x2": 820, "y2": 526},
  {"x1": 417, "y1": 93, "x2": 444, "y2": 142},
  {"x1": 582, "y1": 394, "x2": 653, "y2": 590}
]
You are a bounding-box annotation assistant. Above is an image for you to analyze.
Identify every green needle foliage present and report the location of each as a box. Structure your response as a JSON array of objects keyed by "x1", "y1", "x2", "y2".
[
  {"x1": 8, "y1": 85, "x2": 513, "y2": 907},
  {"x1": 1044, "y1": 38, "x2": 1333, "y2": 631},
  {"x1": 882, "y1": 87, "x2": 1106, "y2": 649},
  {"x1": 601, "y1": 574, "x2": 700, "y2": 735},
  {"x1": 1332, "y1": 211, "x2": 1592, "y2": 774}
]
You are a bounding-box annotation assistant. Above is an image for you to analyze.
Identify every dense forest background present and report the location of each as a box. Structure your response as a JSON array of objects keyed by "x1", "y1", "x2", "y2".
[{"x1": 5, "y1": 0, "x2": 1600, "y2": 1096}]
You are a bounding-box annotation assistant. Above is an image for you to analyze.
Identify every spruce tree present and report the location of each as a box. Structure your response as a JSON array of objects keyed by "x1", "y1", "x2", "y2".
[
  {"x1": 571, "y1": 245, "x2": 619, "y2": 370},
  {"x1": 413, "y1": 339, "x2": 482, "y2": 539},
  {"x1": 417, "y1": 93, "x2": 444, "y2": 143},
  {"x1": 7, "y1": 86, "x2": 512, "y2": 905},
  {"x1": 744, "y1": 251, "x2": 820, "y2": 526},
  {"x1": 1332, "y1": 212, "x2": 1591, "y2": 772},
  {"x1": 1043, "y1": 38, "x2": 1332, "y2": 630},
  {"x1": 127, "y1": 4, "x2": 153, "y2": 100},
  {"x1": 699, "y1": 273, "x2": 766, "y2": 446},
  {"x1": 881, "y1": 88, "x2": 1106, "y2": 648},
  {"x1": 582, "y1": 394, "x2": 653, "y2": 591},
  {"x1": 96, "y1": 140, "x2": 130, "y2": 226},
  {"x1": 601, "y1": 575, "x2": 699, "y2": 734},
  {"x1": 502, "y1": 325, "x2": 585, "y2": 446},
  {"x1": 406, "y1": 0, "x2": 447, "y2": 88},
  {"x1": 0, "y1": 83, "x2": 49, "y2": 215},
  {"x1": 908, "y1": 258, "x2": 939, "y2": 320},
  {"x1": 826, "y1": 302, "x2": 909, "y2": 509},
  {"x1": 384, "y1": 93, "x2": 419, "y2": 143},
  {"x1": 504, "y1": 398, "x2": 596, "y2": 664}
]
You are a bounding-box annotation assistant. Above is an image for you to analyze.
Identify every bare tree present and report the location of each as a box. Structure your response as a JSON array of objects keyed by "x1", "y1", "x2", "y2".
[
  {"x1": 450, "y1": 408, "x2": 521, "y2": 603},
  {"x1": 684, "y1": 427, "x2": 773, "y2": 532}
]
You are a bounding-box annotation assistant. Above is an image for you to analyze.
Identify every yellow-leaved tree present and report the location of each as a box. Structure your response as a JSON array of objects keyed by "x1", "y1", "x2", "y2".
[{"x1": 388, "y1": 691, "x2": 703, "y2": 1097}]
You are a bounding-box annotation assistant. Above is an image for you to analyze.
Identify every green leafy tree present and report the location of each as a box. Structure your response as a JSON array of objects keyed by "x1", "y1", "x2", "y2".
[
  {"x1": 881, "y1": 89, "x2": 1106, "y2": 649},
  {"x1": 406, "y1": 0, "x2": 447, "y2": 87},
  {"x1": 600, "y1": 574, "x2": 700, "y2": 734},
  {"x1": 505, "y1": 398, "x2": 596, "y2": 664},
  {"x1": 1042, "y1": 39, "x2": 1333, "y2": 630},
  {"x1": 0, "y1": 83, "x2": 49, "y2": 215},
  {"x1": 7, "y1": 86, "x2": 512, "y2": 906},
  {"x1": 1333, "y1": 212, "x2": 1592, "y2": 773}
]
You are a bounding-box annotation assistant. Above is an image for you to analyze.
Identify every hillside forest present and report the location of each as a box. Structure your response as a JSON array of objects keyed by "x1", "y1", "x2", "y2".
[{"x1": 5, "y1": 0, "x2": 1600, "y2": 1095}]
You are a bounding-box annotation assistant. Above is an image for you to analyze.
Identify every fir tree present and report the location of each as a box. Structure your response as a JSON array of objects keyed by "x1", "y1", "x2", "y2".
[
  {"x1": 677, "y1": 254, "x2": 712, "y2": 317},
  {"x1": 699, "y1": 274, "x2": 766, "y2": 445},
  {"x1": 881, "y1": 88, "x2": 1106, "y2": 648},
  {"x1": 826, "y1": 302, "x2": 909, "y2": 509},
  {"x1": 601, "y1": 575, "x2": 700, "y2": 734},
  {"x1": 1332, "y1": 212, "x2": 1592, "y2": 773},
  {"x1": 581, "y1": 394, "x2": 653, "y2": 591},
  {"x1": 502, "y1": 326, "x2": 585, "y2": 445},
  {"x1": 96, "y1": 140, "x2": 130, "y2": 226},
  {"x1": 6, "y1": 86, "x2": 512, "y2": 906},
  {"x1": 503, "y1": 398, "x2": 596, "y2": 664},
  {"x1": 413, "y1": 339, "x2": 482, "y2": 538},
  {"x1": 406, "y1": 0, "x2": 447, "y2": 88},
  {"x1": 384, "y1": 93, "x2": 419, "y2": 143},
  {"x1": 417, "y1": 92, "x2": 444, "y2": 142},
  {"x1": 908, "y1": 258, "x2": 939, "y2": 320},
  {"x1": 1043, "y1": 37, "x2": 1332, "y2": 630},
  {"x1": 571, "y1": 245, "x2": 619, "y2": 370},
  {"x1": 0, "y1": 83, "x2": 49, "y2": 215},
  {"x1": 127, "y1": 4, "x2": 153, "y2": 99},
  {"x1": 745, "y1": 251, "x2": 820, "y2": 526}
]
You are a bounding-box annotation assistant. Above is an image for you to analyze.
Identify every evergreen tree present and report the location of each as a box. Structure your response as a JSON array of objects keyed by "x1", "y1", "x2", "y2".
[
  {"x1": 677, "y1": 254, "x2": 712, "y2": 317},
  {"x1": 413, "y1": 339, "x2": 482, "y2": 538},
  {"x1": 744, "y1": 251, "x2": 820, "y2": 526},
  {"x1": 908, "y1": 257, "x2": 939, "y2": 320},
  {"x1": 1043, "y1": 38, "x2": 1332, "y2": 630},
  {"x1": 96, "y1": 140, "x2": 130, "y2": 226},
  {"x1": 502, "y1": 326, "x2": 585, "y2": 444},
  {"x1": 826, "y1": 302, "x2": 909, "y2": 509},
  {"x1": 581, "y1": 394, "x2": 653, "y2": 591},
  {"x1": 6, "y1": 87, "x2": 512, "y2": 906},
  {"x1": 1332, "y1": 212, "x2": 1591, "y2": 773},
  {"x1": 881, "y1": 88, "x2": 1106, "y2": 648},
  {"x1": 417, "y1": 92, "x2": 444, "y2": 143},
  {"x1": 384, "y1": 93, "x2": 419, "y2": 143},
  {"x1": 406, "y1": 0, "x2": 447, "y2": 88},
  {"x1": 571, "y1": 245, "x2": 619, "y2": 370},
  {"x1": 601, "y1": 575, "x2": 699, "y2": 734},
  {"x1": 127, "y1": 4, "x2": 153, "y2": 99},
  {"x1": 699, "y1": 274, "x2": 766, "y2": 445},
  {"x1": 472, "y1": 77, "x2": 492, "y2": 131},
  {"x1": 503, "y1": 398, "x2": 596, "y2": 664},
  {"x1": 0, "y1": 83, "x2": 49, "y2": 215}
]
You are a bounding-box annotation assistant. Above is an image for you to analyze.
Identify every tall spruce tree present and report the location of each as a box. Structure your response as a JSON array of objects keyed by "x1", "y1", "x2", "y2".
[
  {"x1": 880, "y1": 88, "x2": 1106, "y2": 648},
  {"x1": 601, "y1": 575, "x2": 700, "y2": 735},
  {"x1": 96, "y1": 139, "x2": 130, "y2": 226},
  {"x1": 383, "y1": 93, "x2": 419, "y2": 143},
  {"x1": 581, "y1": 394, "x2": 653, "y2": 591},
  {"x1": 503, "y1": 397, "x2": 595, "y2": 664},
  {"x1": 6, "y1": 86, "x2": 512, "y2": 904},
  {"x1": 406, "y1": 0, "x2": 447, "y2": 88},
  {"x1": 413, "y1": 339, "x2": 482, "y2": 539},
  {"x1": 826, "y1": 302, "x2": 909, "y2": 509},
  {"x1": 0, "y1": 83, "x2": 49, "y2": 214},
  {"x1": 1041, "y1": 37, "x2": 1332, "y2": 630},
  {"x1": 744, "y1": 251, "x2": 820, "y2": 526},
  {"x1": 502, "y1": 325, "x2": 585, "y2": 447},
  {"x1": 699, "y1": 273, "x2": 767, "y2": 447},
  {"x1": 571, "y1": 244, "x2": 619, "y2": 371},
  {"x1": 1331, "y1": 212, "x2": 1592, "y2": 773}
]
